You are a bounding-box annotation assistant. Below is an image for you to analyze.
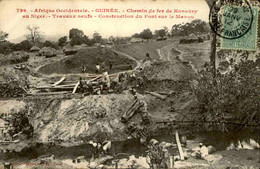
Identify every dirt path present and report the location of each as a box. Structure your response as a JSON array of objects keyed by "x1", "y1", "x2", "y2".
[
  {"x1": 158, "y1": 42, "x2": 199, "y2": 74},
  {"x1": 111, "y1": 49, "x2": 141, "y2": 68}
]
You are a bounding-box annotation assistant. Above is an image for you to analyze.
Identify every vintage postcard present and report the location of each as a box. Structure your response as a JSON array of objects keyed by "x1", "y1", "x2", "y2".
[{"x1": 0, "y1": 0, "x2": 259, "y2": 168}]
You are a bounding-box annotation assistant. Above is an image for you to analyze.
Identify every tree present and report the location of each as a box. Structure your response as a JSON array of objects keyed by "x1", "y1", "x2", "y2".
[
  {"x1": 0, "y1": 41, "x2": 13, "y2": 54},
  {"x1": 12, "y1": 40, "x2": 32, "y2": 51},
  {"x1": 155, "y1": 29, "x2": 167, "y2": 38},
  {"x1": 81, "y1": 35, "x2": 90, "y2": 45},
  {"x1": 58, "y1": 36, "x2": 67, "y2": 47},
  {"x1": 0, "y1": 31, "x2": 9, "y2": 42},
  {"x1": 131, "y1": 33, "x2": 140, "y2": 38},
  {"x1": 93, "y1": 32, "x2": 102, "y2": 43},
  {"x1": 43, "y1": 40, "x2": 59, "y2": 49},
  {"x1": 69, "y1": 28, "x2": 84, "y2": 39},
  {"x1": 140, "y1": 29, "x2": 153, "y2": 41},
  {"x1": 26, "y1": 25, "x2": 43, "y2": 44}
]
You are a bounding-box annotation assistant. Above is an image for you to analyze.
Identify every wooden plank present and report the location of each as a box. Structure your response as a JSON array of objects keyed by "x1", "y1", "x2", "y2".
[
  {"x1": 52, "y1": 76, "x2": 66, "y2": 86},
  {"x1": 37, "y1": 86, "x2": 75, "y2": 90},
  {"x1": 72, "y1": 81, "x2": 80, "y2": 93},
  {"x1": 146, "y1": 92, "x2": 167, "y2": 100},
  {"x1": 27, "y1": 91, "x2": 69, "y2": 95},
  {"x1": 175, "y1": 130, "x2": 185, "y2": 161},
  {"x1": 89, "y1": 75, "x2": 102, "y2": 82}
]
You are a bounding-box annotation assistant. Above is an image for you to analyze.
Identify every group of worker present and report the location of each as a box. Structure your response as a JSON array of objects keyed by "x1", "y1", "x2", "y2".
[
  {"x1": 146, "y1": 139, "x2": 172, "y2": 169},
  {"x1": 89, "y1": 140, "x2": 112, "y2": 159}
]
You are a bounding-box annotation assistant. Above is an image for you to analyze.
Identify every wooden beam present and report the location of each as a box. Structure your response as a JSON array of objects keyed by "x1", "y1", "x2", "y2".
[
  {"x1": 52, "y1": 76, "x2": 66, "y2": 86},
  {"x1": 89, "y1": 75, "x2": 102, "y2": 82},
  {"x1": 72, "y1": 81, "x2": 80, "y2": 93},
  {"x1": 146, "y1": 92, "x2": 167, "y2": 100},
  {"x1": 175, "y1": 130, "x2": 185, "y2": 161},
  {"x1": 27, "y1": 91, "x2": 69, "y2": 95}
]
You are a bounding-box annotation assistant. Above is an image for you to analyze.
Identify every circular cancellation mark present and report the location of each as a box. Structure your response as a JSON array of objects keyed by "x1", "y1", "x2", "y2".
[{"x1": 209, "y1": 0, "x2": 254, "y2": 39}]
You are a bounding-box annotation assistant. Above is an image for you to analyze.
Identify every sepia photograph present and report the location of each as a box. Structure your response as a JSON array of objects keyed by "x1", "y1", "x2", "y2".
[{"x1": 0, "y1": 0, "x2": 259, "y2": 168}]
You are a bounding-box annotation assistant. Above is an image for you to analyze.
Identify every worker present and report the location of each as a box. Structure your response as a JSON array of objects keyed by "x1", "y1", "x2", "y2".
[
  {"x1": 102, "y1": 71, "x2": 111, "y2": 89},
  {"x1": 143, "y1": 52, "x2": 151, "y2": 63},
  {"x1": 86, "y1": 81, "x2": 94, "y2": 94},
  {"x1": 101, "y1": 61, "x2": 106, "y2": 72},
  {"x1": 79, "y1": 77, "x2": 85, "y2": 93},
  {"x1": 102, "y1": 140, "x2": 111, "y2": 154},
  {"x1": 89, "y1": 141, "x2": 102, "y2": 158},
  {"x1": 109, "y1": 61, "x2": 113, "y2": 71},
  {"x1": 81, "y1": 66, "x2": 86, "y2": 73},
  {"x1": 133, "y1": 91, "x2": 150, "y2": 125},
  {"x1": 96, "y1": 63, "x2": 100, "y2": 74}
]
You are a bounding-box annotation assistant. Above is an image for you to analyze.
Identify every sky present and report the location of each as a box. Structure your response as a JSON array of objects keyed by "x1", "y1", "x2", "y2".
[{"x1": 0, "y1": 0, "x2": 210, "y2": 42}]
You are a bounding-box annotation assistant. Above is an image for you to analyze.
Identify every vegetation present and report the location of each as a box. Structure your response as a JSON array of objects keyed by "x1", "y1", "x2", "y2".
[
  {"x1": 171, "y1": 19, "x2": 210, "y2": 36},
  {"x1": 139, "y1": 28, "x2": 153, "y2": 41},
  {"x1": 195, "y1": 52, "x2": 260, "y2": 131},
  {"x1": 154, "y1": 27, "x2": 168, "y2": 38},
  {"x1": 0, "y1": 31, "x2": 9, "y2": 42},
  {"x1": 43, "y1": 40, "x2": 59, "y2": 49},
  {"x1": 58, "y1": 36, "x2": 67, "y2": 47},
  {"x1": 25, "y1": 25, "x2": 44, "y2": 45}
]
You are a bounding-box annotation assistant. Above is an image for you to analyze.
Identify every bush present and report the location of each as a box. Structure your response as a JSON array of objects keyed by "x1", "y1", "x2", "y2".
[
  {"x1": 43, "y1": 40, "x2": 59, "y2": 49},
  {"x1": 195, "y1": 58, "x2": 260, "y2": 131},
  {"x1": 12, "y1": 40, "x2": 32, "y2": 51}
]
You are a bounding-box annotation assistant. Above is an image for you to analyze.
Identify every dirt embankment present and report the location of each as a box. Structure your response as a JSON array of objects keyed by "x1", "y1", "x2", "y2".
[{"x1": 38, "y1": 48, "x2": 137, "y2": 75}]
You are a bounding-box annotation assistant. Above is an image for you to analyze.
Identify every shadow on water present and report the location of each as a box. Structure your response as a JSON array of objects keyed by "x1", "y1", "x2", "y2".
[{"x1": 0, "y1": 128, "x2": 259, "y2": 162}]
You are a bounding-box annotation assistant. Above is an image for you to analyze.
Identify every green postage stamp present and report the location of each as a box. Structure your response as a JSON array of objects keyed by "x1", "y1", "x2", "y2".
[{"x1": 220, "y1": 6, "x2": 259, "y2": 51}]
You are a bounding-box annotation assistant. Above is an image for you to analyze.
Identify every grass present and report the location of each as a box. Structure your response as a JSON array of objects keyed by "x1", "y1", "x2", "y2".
[
  {"x1": 113, "y1": 39, "x2": 177, "y2": 61},
  {"x1": 38, "y1": 47, "x2": 136, "y2": 74}
]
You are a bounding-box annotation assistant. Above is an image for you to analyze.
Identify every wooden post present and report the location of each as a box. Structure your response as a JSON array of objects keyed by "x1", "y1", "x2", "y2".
[
  {"x1": 175, "y1": 130, "x2": 184, "y2": 161},
  {"x1": 52, "y1": 76, "x2": 66, "y2": 86}
]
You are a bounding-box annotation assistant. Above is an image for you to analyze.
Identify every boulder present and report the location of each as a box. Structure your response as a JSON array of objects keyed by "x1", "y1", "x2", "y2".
[{"x1": 207, "y1": 145, "x2": 216, "y2": 154}]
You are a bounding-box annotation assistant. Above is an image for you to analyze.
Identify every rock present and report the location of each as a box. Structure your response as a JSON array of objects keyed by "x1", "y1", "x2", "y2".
[
  {"x1": 249, "y1": 139, "x2": 260, "y2": 149},
  {"x1": 207, "y1": 145, "x2": 216, "y2": 154},
  {"x1": 204, "y1": 154, "x2": 223, "y2": 163}
]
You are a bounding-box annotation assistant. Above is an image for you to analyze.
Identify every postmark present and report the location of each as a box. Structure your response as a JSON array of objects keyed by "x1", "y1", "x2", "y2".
[
  {"x1": 220, "y1": 6, "x2": 258, "y2": 50},
  {"x1": 209, "y1": 0, "x2": 254, "y2": 40}
]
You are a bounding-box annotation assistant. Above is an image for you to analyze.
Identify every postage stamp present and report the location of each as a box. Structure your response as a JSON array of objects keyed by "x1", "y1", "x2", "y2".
[
  {"x1": 221, "y1": 6, "x2": 258, "y2": 50},
  {"x1": 209, "y1": 0, "x2": 258, "y2": 50}
]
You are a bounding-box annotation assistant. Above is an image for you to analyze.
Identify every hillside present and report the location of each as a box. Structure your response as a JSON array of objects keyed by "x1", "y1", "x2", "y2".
[
  {"x1": 38, "y1": 48, "x2": 137, "y2": 74},
  {"x1": 113, "y1": 39, "x2": 177, "y2": 61}
]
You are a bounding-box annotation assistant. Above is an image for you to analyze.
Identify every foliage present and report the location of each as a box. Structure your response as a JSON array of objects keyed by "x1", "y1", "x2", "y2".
[
  {"x1": 58, "y1": 36, "x2": 67, "y2": 46},
  {"x1": 0, "y1": 41, "x2": 13, "y2": 54},
  {"x1": 140, "y1": 28, "x2": 153, "y2": 41},
  {"x1": 195, "y1": 55, "x2": 260, "y2": 130},
  {"x1": 171, "y1": 19, "x2": 210, "y2": 36},
  {"x1": 69, "y1": 28, "x2": 84, "y2": 39},
  {"x1": 132, "y1": 33, "x2": 140, "y2": 38},
  {"x1": 43, "y1": 40, "x2": 59, "y2": 49},
  {"x1": 93, "y1": 32, "x2": 102, "y2": 43},
  {"x1": 154, "y1": 27, "x2": 168, "y2": 38},
  {"x1": 26, "y1": 25, "x2": 44, "y2": 44},
  {"x1": 0, "y1": 31, "x2": 9, "y2": 42},
  {"x1": 12, "y1": 40, "x2": 32, "y2": 51},
  {"x1": 7, "y1": 108, "x2": 34, "y2": 139}
]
